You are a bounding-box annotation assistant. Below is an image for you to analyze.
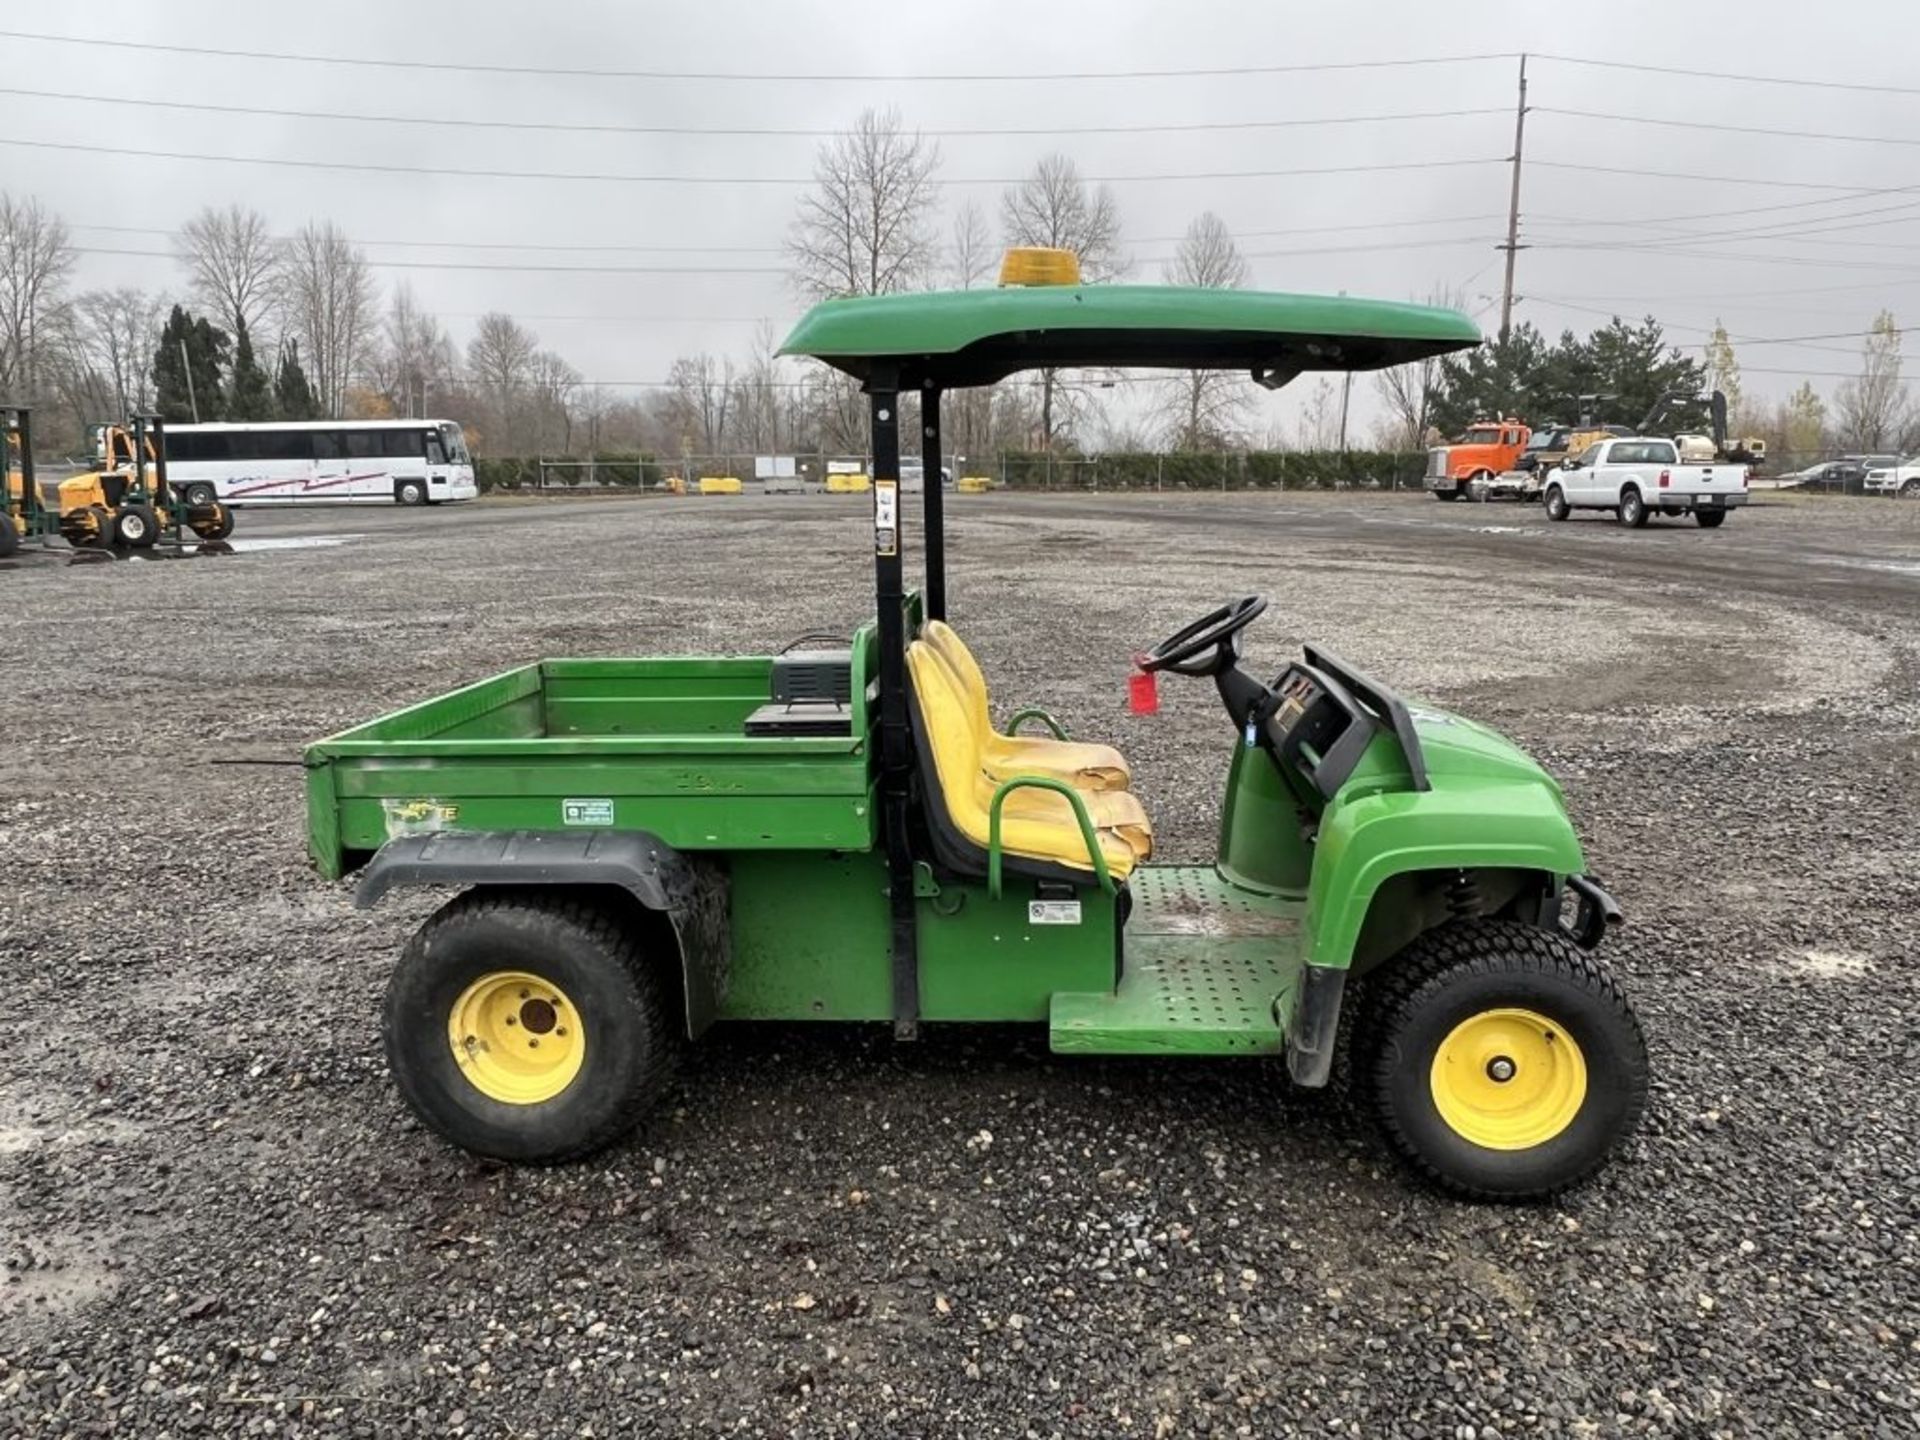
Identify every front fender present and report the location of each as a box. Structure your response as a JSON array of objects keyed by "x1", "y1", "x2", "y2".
[{"x1": 1303, "y1": 780, "x2": 1584, "y2": 971}]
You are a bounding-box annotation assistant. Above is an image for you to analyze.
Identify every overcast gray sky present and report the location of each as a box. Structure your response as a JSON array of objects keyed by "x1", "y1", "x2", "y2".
[{"x1": 6, "y1": 0, "x2": 1917, "y2": 437}]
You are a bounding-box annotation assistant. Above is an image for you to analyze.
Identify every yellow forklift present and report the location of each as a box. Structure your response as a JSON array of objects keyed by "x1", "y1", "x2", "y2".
[
  {"x1": 57, "y1": 414, "x2": 234, "y2": 551},
  {"x1": 2, "y1": 404, "x2": 64, "y2": 560}
]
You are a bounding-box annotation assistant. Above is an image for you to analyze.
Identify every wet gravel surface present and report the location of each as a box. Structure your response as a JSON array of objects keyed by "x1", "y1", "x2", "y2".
[{"x1": 2, "y1": 492, "x2": 1916, "y2": 1438}]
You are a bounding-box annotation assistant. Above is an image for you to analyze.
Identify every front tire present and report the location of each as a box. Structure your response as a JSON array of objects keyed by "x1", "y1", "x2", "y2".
[
  {"x1": 1432, "y1": 487, "x2": 1460, "y2": 502},
  {"x1": 1617, "y1": 487, "x2": 1649, "y2": 529},
  {"x1": 1901, "y1": 479, "x2": 1919, "y2": 498},
  {"x1": 396, "y1": 478, "x2": 427, "y2": 506},
  {"x1": 384, "y1": 890, "x2": 677, "y2": 1163},
  {"x1": 1357, "y1": 919, "x2": 1649, "y2": 1201},
  {"x1": 1543, "y1": 485, "x2": 1569, "y2": 522},
  {"x1": 113, "y1": 503, "x2": 159, "y2": 547},
  {"x1": 1695, "y1": 509, "x2": 1727, "y2": 529},
  {"x1": 182, "y1": 482, "x2": 217, "y2": 507}
]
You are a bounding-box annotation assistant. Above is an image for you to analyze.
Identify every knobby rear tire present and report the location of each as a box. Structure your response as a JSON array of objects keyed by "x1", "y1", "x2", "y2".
[{"x1": 384, "y1": 889, "x2": 677, "y2": 1164}]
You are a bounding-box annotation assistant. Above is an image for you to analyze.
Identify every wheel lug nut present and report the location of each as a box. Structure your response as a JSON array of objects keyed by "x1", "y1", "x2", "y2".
[{"x1": 1486, "y1": 1056, "x2": 1517, "y2": 1082}]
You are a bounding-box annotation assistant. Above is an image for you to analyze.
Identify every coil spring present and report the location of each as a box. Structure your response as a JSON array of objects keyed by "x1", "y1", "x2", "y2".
[{"x1": 1446, "y1": 871, "x2": 1481, "y2": 920}]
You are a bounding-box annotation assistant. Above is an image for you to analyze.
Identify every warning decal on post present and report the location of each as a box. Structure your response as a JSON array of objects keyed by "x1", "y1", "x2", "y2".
[{"x1": 873, "y1": 479, "x2": 899, "y2": 556}]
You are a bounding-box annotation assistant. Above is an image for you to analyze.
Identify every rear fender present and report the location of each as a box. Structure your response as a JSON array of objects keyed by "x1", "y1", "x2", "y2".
[{"x1": 354, "y1": 829, "x2": 730, "y2": 1038}]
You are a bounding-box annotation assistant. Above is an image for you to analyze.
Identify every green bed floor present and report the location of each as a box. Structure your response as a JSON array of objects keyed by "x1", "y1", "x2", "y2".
[{"x1": 1049, "y1": 865, "x2": 1305, "y2": 1055}]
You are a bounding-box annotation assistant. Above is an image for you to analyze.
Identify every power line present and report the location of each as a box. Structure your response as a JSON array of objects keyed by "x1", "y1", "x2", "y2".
[
  {"x1": 68, "y1": 211, "x2": 1510, "y2": 257},
  {"x1": 73, "y1": 245, "x2": 790, "y2": 276},
  {"x1": 0, "y1": 28, "x2": 1516, "y2": 83},
  {"x1": 0, "y1": 135, "x2": 1506, "y2": 187},
  {"x1": 78, "y1": 231, "x2": 1496, "y2": 278},
  {"x1": 1531, "y1": 240, "x2": 1920, "y2": 274},
  {"x1": 1532, "y1": 159, "x2": 1920, "y2": 194},
  {"x1": 1532, "y1": 52, "x2": 1920, "y2": 97},
  {"x1": 1525, "y1": 186, "x2": 1920, "y2": 232},
  {"x1": 0, "y1": 86, "x2": 1506, "y2": 139},
  {"x1": 1537, "y1": 106, "x2": 1920, "y2": 148}
]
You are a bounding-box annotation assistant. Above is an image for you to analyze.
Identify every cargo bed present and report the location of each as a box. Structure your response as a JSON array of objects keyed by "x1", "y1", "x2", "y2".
[{"x1": 305, "y1": 645, "x2": 878, "y2": 880}]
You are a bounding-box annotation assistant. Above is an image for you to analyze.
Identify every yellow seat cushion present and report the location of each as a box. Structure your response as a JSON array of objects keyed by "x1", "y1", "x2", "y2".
[
  {"x1": 923, "y1": 620, "x2": 1133, "y2": 792},
  {"x1": 908, "y1": 642, "x2": 1139, "y2": 880}
]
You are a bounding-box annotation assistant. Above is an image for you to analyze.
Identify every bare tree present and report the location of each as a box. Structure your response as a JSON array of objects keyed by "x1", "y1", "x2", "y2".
[
  {"x1": 666, "y1": 354, "x2": 736, "y2": 455},
  {"x1": 1000, "y1": 155, "x2": 1128, "y2": 448},
  {"x1": 528, "y1": 349, "x2": 582, "y2": 453},
  {"x1": 1374, "y1": 284, "x2": 1468, "y2": 450},
  {"x1": 1833, "y1": 311, "x2": 1911, "y2": 451},
  {"x1": 947, "y1": 199, "x2": 996, "y2": 290},
  {"x1": 62, "y1": 287, "x2": 167, "y2": 417},
  {"x1": 788, "y1": 107, "x2": 941, "y2": 301},
  {"x1": 177, "y1": 205, "x2": 283, "y2": 344},
  {"x1": 1294, "y1": 378, "x2": 1343, "y2": 450},
  {"x1": 732, "y1": 319, "x2": 786, "y2": 454},
  {"x1": 0, "y1": 194, "x2": 76, "y2": 401},
  {"x1": 1155, "y1": 212, "x2": 1251, "y2": 451},
  {"x1": 282, "y1": 221, "x2": 377, "y2": 417},
  {"x1": 466, "y1": 311, "x2": 540, "y2": 452},
  {"x1": 370, "y1": 284, "x2": 456, "y2": 418}
]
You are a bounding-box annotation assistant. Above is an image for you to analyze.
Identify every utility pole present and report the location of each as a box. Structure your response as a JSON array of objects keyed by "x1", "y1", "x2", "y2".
[
  {"x1": 1497, "y1": 53, "x2": 1529, "y2": 345},
  {"x1": 179, "y1": 338, "x2": 200, "y2": 423}
]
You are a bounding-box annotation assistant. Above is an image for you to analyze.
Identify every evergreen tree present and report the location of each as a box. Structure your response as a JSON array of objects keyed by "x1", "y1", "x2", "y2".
[
  {"x1": 151, "y1": 305, "x2": 230, "y2": 424},
  {"x1": 227, "y1": 318, "x2": 276, "y2": 421},
  {"x1": 274, "y1": 339, "x2": 320, "y2": 420},
  {"x1": 1429, "y1": 317, "x2": 1705, "y2": 437}
]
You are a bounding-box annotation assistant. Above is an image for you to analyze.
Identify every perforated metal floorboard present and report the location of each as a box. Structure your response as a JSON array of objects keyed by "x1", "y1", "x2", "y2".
[{"x1": 1050, "y1": 866, "x2": 1303, "y2": 1055}]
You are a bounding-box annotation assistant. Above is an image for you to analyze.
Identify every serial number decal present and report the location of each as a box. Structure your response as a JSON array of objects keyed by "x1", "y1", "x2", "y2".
[
  {"x1": 562, "y1": 798, "x2": 616, "y2": 826},
  {"x1": 1029, "y1": 900, "x2": 1083, "y2": 926}
]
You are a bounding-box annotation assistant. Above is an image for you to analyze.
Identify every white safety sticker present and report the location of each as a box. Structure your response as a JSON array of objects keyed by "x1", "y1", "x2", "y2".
[
  {"x1": 874, "y1": 479, "x2": 899, "y2": 556},
  {"x1": 562, "y1": 798, "x2": 616, "y2": 826},
  {"x1": 1029, "y1": 899, "x2": 1083, "y2": 926}
]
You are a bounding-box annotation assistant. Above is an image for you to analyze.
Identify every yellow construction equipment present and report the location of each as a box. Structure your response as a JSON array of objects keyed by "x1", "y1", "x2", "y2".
[{"x1": 57, "y1": 416, "x2": 234, "y2": 550}]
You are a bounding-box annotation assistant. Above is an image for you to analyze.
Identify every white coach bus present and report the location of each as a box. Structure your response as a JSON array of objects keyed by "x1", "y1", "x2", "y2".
[{"x1": 155, "y1": 419, "x2": 477, "y2": 507}]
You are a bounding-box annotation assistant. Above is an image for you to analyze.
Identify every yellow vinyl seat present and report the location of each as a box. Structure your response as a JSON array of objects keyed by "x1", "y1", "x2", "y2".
[
  {"x1": 907, "y1": 642, "x2": 1149, "y2": 883},
  {"x1": 923, "y1": 620, "x2": 1133, "y2": 792}
]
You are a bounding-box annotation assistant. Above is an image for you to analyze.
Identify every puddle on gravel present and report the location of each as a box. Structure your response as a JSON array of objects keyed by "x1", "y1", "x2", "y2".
[
  {"x1": 226, "y1": 533, "x2": 364, "y2": 553},
  {"x1": 1788, "y1": 949, "x2": 1874, "y2": 978}
]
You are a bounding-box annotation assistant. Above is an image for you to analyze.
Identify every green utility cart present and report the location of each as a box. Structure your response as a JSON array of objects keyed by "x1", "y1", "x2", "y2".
[{"x1": 308, "y1": 249, "x2": 1648, "y2": 1200}]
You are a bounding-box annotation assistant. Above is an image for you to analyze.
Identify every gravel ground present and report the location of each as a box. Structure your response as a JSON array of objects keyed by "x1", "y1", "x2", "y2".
[{"x1": 1, "y1": 491, "x2": 1916, "y2": 1438}]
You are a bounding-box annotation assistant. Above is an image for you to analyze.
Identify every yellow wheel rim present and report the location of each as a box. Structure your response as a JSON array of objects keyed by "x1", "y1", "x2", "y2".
[
  {"x1": 1429, "y1": 1007, "x2": 1587, "y2": 1151},
  {"x1": 447, "y1": 970, "x2": 584, "y2": 1105}
]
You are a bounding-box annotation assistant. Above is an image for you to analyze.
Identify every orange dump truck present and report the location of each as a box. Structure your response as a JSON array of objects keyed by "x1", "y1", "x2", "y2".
[{"x1": 1424, "y1": 419, "x2": 1531, "y2": 501}]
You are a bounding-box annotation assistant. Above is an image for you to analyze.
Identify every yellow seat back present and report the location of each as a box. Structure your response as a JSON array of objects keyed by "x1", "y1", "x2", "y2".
[
  {"x1": 908, "y1": 641, "x2": 988, "y2": 821},
  {"x1": 923, "y1": 621, "x2": 994, "y2": 743}
]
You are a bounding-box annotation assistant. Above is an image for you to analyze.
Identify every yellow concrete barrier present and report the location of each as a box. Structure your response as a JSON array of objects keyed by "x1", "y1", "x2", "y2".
[
  {"x1": 825, "y1": 473, "x2": 871, "y2": 494},
  {"x1": 957, "y1": 476, "x2": 993, "y2": 494},
  {"x1": 697, "y1": 476, "x2": 742, "y2": 495}
]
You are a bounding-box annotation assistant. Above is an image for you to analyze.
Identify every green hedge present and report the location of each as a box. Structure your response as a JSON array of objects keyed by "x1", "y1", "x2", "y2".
[
  {"x1": 996, "y1": 450, "x2": 1426, "y2": 491},
  {"x1": 474, "y1": 453, "x2": 668, "y2": 493}
]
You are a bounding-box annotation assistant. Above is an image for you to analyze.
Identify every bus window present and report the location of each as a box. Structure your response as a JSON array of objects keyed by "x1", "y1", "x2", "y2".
[
  {"x1": 344, "y1": 431, "x2": 385, "y2": 460},
  {"x1": 425, "y1": 431, "x2": 448, "y2": 464},
  {"x1": 312, "y1": 431, "x2": 347, "y2": 461},
  {"x1": 380, "y1": 430, "x2": 428, "y2": 459}
]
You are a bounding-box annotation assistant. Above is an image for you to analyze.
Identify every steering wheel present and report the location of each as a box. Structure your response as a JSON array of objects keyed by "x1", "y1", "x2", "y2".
[{"x1": 1140, "y1": 595, "x2": 1270, "y2": 677}]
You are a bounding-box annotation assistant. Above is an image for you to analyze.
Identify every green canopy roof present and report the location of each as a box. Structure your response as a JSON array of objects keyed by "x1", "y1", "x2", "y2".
[{"x1": 779, "y1": 284, "x2": 1481, "y2": 390}]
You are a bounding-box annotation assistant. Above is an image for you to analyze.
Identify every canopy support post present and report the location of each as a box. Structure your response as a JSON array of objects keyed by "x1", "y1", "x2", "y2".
[
  {"x1": 869, "y1": 372, "x2": 919, "y2": 1040},
  {"x1": 921, "y1": 387, "x2": 945, "y2": 622}
]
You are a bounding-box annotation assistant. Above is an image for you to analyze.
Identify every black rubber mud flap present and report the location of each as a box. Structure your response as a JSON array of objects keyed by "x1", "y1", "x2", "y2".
[
  {"x1": 1286, "y1": 962, "x2": 1348, "y2": 1088},
  {"x1": 354, "y1": 830, "x2": 730, "y2": 1039}
]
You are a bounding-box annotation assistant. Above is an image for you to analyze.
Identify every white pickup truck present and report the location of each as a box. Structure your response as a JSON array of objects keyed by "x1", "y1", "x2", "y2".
[
  {"x1": 1542, "y1": 435, "x2": 1749, "y2": 529},
  {"x1": 1862, "y1": 457, "x2": 1920, "y2": 498}
]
